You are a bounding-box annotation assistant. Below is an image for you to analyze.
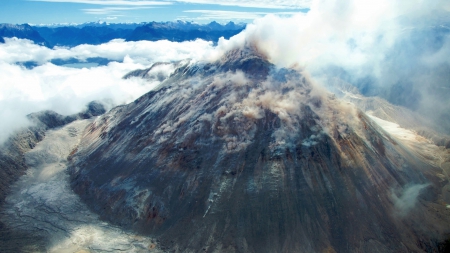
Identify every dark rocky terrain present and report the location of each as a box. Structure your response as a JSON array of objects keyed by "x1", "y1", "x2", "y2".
[
  {"x1": 68, "y1": 47, "x2": 450, "y2": 252},
  {"x1": 320, "y1": 25, "x2": 450, "y2": 136}
]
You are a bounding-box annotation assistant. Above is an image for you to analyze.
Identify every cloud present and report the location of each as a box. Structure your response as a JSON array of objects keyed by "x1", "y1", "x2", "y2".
[
  {"x1": 182, "y1": 10, "x2": 297, "y2": 21},
  {"x1": 220, "y1": 0, "x2": 449, "y2": 70},
  {"x1": 28, "y1": 0, "x2": 310, "y2": 22},
  {"x1": 29, "y1": 0, "x2": 169, "y2": 18},
  {"x1": 0, "y1": 60, "x2": 149, "y2": 144},
  {"x1": 0, "y1": 37, "x2": 216, "y2": 145},
  {"x1": 82, "y1": 6, "x2": 155, "y2": 15},
  {"x1": 213, "y1": 0, "x2": 450, "y2": 134},
  {"x1": 1, "y1": 37, "x2": 215, "y2": 65},
  {"x1": 28, "y1": 0, "x2": 171, "y2": 6},
  {"x1": 175, "y1": 0, "x2": 311, "y2": 9},
  {"x1": 30, "y1": 0, "x2": 311, "y2": 9}
]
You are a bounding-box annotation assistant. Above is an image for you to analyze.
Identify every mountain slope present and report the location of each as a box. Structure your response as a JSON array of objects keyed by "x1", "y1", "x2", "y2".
[
  {"x1": 69, "y1": 48, "x2": 450, "y2": 252},
  {"x1": 0, "y1": 101, "x2": 105, "y2": 251}
]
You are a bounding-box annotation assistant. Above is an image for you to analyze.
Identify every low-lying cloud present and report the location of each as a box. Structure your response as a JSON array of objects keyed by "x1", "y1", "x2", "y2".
[
  {"x1": 1, "y1": 37, "x2": 215, "y2": 65},
  {"x1": 182, "y1": 10, "x2": 297, "y2": 22},
  {"x1": 29, "y1": 0, "x2": 172, "y2": 6},
  {"x1": 0, "y1": 38, "x2": 216, "y2": 144}
]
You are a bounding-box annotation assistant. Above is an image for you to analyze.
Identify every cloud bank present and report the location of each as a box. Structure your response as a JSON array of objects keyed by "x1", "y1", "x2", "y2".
[
  {"x1": 175, "y1": 0, "x2": 311, "y2": 9},
  {"x1": 29, "y1": 0, "x2": 171, "y2": 6},
  {"x1": 0, "y1": 37, "x2": 216, "y2": 144},
  {"x1": 82, "y1": 6, "x2": 155, "y2": 15},
  {"x1": 182, "y1": 10, "x2": 297, "y2": 21},
  {"x1": 30, "y1": 0, "x2": 311, "y2": 9},
  {"x1": 1, "y1": 37, "x2": 215, "y2": 65}
]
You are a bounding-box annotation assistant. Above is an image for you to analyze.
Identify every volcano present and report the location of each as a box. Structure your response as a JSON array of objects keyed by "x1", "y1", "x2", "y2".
[{"x1": 68, "y1": 46, "x2": 450, "y2": 252}]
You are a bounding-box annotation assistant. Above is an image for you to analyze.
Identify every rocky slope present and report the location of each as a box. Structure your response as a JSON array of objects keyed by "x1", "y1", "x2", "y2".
[
  {"x1": 69, "y1": 48, "x2": 450, "y2": 252},
  {"x1": 0, "y1": 101, "x2": 105, "y2": 252},
  {"x1": 329, "y1": 78, "x2": 450, "y2": 148},
  {"x1": 1, "y1": 120, "x2": 160, "y2": 253},
  {"x1": 0, "y1": 101, "x2": 105, "y2": 207}
]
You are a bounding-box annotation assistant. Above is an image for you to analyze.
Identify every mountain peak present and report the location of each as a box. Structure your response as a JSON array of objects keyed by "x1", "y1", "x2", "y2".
[{"x1": 210, "y1": 44, "x2": 272, "y2": 78}]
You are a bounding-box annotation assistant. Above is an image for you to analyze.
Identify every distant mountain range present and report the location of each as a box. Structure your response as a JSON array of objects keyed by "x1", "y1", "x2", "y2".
[
  {"x1": 0, "y1": 23, "x2": 48, "y2": 46},
  {"x1": 0, "y1": 21, "x2": 246, "y2": 48},
  {"x1": 126, "y1": 21, "x2": 245, "y2": 42}
]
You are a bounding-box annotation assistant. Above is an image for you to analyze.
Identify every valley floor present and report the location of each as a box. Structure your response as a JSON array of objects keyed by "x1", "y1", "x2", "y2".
[{"x1": 0, "y1": 120, "x2": 160, "y2": 253}]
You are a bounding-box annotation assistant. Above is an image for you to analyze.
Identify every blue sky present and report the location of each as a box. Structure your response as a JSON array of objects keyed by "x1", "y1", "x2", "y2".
[{"x1": 1, "y1": 0, "x2": 310, "y2": 25}]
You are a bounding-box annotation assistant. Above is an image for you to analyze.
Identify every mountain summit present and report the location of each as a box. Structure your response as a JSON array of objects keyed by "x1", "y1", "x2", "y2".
[{"x1": 69, "y1": 47, "x2": 450, "y2": 252}]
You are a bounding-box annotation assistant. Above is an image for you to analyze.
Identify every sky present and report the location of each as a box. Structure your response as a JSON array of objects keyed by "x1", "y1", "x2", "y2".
[{"x1": 0, "y1": 0, "x2": 310, "y2": 24}]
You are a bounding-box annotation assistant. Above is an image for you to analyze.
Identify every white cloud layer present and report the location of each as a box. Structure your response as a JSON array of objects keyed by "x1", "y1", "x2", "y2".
[
  {"x1": 29, "y1": 0, "x2": 171, "y2": 6},
  {"x1": 83, "y1": 6, "x2": 155, "y2": 15},
  {"x1": 29, "y1": 0, "x2": 311, "y2": 9},
  {"x1": 0, "y1": 38, "x2": 216, "y2": 144}
]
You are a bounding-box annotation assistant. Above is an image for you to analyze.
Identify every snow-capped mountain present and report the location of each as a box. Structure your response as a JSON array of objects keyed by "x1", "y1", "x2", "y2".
[{"x1": 0, "y1": 23, "x2": 48, "y2": 46}]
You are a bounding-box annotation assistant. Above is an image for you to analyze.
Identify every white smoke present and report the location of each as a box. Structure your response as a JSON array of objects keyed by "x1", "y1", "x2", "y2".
[
  {"x1": 391, "y1": 183, "x2": 429, "y2": 217},
  {"x1": 217, "y1": 0, "x2": 449, "y2": 69},
  {"x1": 214, "y1": 0, "x2": 450, "y2": 133}
]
